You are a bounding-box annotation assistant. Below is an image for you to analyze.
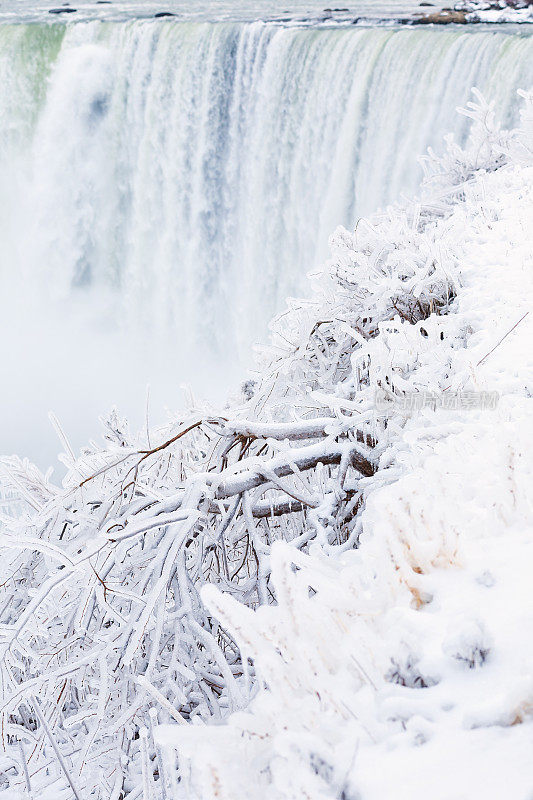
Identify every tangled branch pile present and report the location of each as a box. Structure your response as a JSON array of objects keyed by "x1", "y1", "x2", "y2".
[{"x1": 0, "y1": 90, "x2": 531, "y2": 799}]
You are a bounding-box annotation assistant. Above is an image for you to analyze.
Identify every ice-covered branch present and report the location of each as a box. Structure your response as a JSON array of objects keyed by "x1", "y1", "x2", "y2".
[{"x1": 1, "y1": 89, "x2": 530, "y2": 800}]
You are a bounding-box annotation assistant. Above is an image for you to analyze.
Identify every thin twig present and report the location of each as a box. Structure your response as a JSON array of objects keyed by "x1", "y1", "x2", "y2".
[
  {"x1": 31, "y1": 696, "x2": 83, "y2": 800},
  {"x1": 18, "y1": 741, "x2": 33, "y2": 800},
  {"x1": 476, "y1": 311, "x2": 529, "y2": 367}
]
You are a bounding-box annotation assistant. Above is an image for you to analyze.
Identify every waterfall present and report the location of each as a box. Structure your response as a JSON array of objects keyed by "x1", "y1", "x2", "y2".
[{"x1": 0, "y1": 20, "x2": 532, "y2": 464}]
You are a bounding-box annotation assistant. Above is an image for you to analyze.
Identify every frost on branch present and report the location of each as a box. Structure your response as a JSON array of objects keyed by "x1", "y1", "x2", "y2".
[
  {"x1": 419, "y1": 87, "x2": 512, "y2": 193},
  {"x1": 159, "y1": 90, "x2": 533, "y2": 800},
  {"x1": 0, "y1": 90, "x2": 531, "y2": 798}
]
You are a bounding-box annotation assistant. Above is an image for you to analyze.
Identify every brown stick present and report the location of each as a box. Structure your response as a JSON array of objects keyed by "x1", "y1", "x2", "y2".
[
  {"x1": 138, "y1": 420, "x2": 204, "y2": 458},
  {"x1": 252, "y1": 497, "x2": 305, "y2": 518},
  {"x1": 214, "y1": 445, "x2": 375, "y2": 500}
]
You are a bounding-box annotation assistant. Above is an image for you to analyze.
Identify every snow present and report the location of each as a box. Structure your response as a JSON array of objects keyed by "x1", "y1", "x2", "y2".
[
  {"x1": 1, "y1": 90, "x2": 532, "y2": 798},
  {"x1": 156, "y1": 94, "x2": 533, "y2": 798},
  {"x1": 466, "y1": 7, "x2": 533, "y2": 23}
]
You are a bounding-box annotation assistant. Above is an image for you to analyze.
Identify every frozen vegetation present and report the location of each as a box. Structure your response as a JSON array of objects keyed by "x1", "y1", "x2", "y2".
[{"x1": 0, "y1": 89, "x2": 532, "y2": 798}]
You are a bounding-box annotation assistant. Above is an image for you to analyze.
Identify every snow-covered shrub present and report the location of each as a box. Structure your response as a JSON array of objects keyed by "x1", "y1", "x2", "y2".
[
  {"x1": 0, "y1": 90, "x2": 531, "y2": 799},
  {"x1": 159, "y1": 91, "x2": 533, "y2": 800},
  {"x1": 419, "y1": 87, "x2": 512, "y2": 191},
  {"x1": 508, "y1": 89, "x2": 533, "y2": 165}
]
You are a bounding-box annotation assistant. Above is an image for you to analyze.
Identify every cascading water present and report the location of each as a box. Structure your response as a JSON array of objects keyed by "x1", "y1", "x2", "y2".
[{"x1": 1, "y1": 20, "x2": 532, "y2": 466}]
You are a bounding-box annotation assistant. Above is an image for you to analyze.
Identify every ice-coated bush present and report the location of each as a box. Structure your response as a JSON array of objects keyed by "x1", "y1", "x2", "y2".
[{"x1": 0, "y1": 90, "x2": 531, "y2": 799}]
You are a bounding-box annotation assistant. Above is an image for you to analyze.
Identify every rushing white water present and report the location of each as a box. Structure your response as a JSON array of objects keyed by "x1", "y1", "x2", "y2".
[{"x1": 0, "y1": 20, "x2": 532, "y2": 466}]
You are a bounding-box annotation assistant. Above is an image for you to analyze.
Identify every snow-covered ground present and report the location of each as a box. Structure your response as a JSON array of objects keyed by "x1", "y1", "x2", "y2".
[
  {"x1": 0, "y1": 91, "x2": 532, "y2": 798},
  {"x1": 452, "y1": 0, "x2": 532, "y2": 24}
]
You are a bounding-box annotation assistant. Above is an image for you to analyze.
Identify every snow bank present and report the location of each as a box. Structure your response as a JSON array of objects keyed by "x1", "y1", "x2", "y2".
[{"x1": 460, "y1": 0, "x2": 533, "y2": 24}]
